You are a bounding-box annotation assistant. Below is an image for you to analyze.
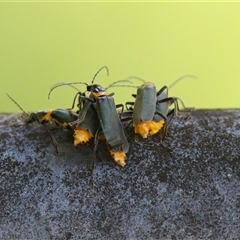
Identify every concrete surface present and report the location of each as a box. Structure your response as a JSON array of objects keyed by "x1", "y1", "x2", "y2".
[{"x1": 0, "y1": 109, "x2": 240, "y2": 239}]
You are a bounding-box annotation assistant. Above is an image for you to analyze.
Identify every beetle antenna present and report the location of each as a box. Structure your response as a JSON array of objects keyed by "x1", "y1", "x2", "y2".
[
  {"x1": 106, "y1": 79, "x2": 135, "y2": 89},
  {"x1": 168, "y1": 75, "x2": 198, "y2": 89},
  {"x1": 51, "y1": 81, "x2": 82, "y2": 92},
  {"x1": 6, "y1": 93, "x2": 28, "y2": 115},
  {"x1": 107, "y1": 84, "x2": 138, "y2": 89},
  {"x1": 48, "y1": 81, "x2": 88, "y2": 99},
  {"x1": 91, "y1": 66, "x2": 109, "y2": 84},
  {"x1": 67, "y1": 84, "x2": 81, "y2": 92},
  {"x1": 125, "y1": 76, "x2": 146, "y2": 83}
]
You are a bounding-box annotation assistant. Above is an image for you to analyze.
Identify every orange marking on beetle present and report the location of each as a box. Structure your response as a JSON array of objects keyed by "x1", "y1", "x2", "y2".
[
  {"x1": 58, "y1": 122, "x2": 69, "y2": 128},
  {"x1": 41, "y1": 110, "x2": 70, "y2": 128},
  {"x1": 40, "y1": 110, "x2": 53, "y2": 121},
  {"x1": 109, "y1": 150, "x2": 127, "y2": 167},
  {"x1": 73, "y1": 127, "x2": 93, "y2": 145},
  {"x1": 134, "y1": 119, "x2": 165, "y2": 138},
  {"x1": 92, "y1": 91, "x2": 109, "y2": 98}
]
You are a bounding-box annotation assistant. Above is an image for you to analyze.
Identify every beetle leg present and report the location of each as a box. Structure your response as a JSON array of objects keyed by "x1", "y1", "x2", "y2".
[
  {"x1": 161, "y1": 140, "x2": 174, "y2": 152},
  {"x1": 125, "y1": 101, "x2": 134, "y2": 110},
  {"x1": 90, "y1": 129, "x2": 101, "y2": 187},
  {"x1": 154, "y1": 111, "x2": 168, "y2": 141},
  {"x1": 116, "y1": 103, "x2": 124, "y2": 111},
  {"x1": 156, "y1": 85, "x2": 168, "y2": 97},
  {"x1": 51, "y1": 134, "x2": 59, "y2": 155},
  {"x1": 69, "y1": 99, "x2": 93, "y2": 126}
]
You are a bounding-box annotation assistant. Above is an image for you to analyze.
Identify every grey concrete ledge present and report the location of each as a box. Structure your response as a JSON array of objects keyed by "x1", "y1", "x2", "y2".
[{"x1": 0, "y1": 109, "x2": 240, "y2": 239}]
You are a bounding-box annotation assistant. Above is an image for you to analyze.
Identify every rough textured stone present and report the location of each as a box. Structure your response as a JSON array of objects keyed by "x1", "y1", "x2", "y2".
[{"x1": 1, "y1": 110, "x2": 240, "y2": 239}]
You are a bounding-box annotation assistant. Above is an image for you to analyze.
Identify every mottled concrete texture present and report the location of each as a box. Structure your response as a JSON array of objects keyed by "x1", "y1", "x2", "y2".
[{"x1": 1, "y1": 110, "x2": 240, "y2": 239}]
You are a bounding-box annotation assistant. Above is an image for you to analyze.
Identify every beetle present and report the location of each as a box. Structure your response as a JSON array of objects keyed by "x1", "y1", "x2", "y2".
[
  {"x1": 6, "y1": 93, "x2": 79, "y2": 154},
  {"x1": 50, "y1": 73, "x2": 133, "y2": 149},
  {"x1": 26, "y1": 108, "x2": 78, "y2": 129},
  {"x1": 125, "y1": 82, "x2": 170, "y2": 141},
  {"x1": 48, "y1": 66, "x2": 130, "y2": 167},
  {"x1": 6, "y1": 93, "x2": 78, "y2": 128},
  {"x1": 123, "y1": 75, "x2": 196, "y2": 142},
  {"x1": 73, "y1": 92, "x2": 101, "y2": 146}
]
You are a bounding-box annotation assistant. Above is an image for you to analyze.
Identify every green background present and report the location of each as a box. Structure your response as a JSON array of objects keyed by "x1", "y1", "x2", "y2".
[{"x1": 1, "y1": 2, "x2": 240, "y2": 112}]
